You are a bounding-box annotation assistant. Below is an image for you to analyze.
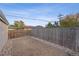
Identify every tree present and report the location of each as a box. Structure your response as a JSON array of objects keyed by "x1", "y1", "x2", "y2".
[
  {"x1": 46, "y1": 22, "x2": 53, "y2": 28},
  {"x1": 14, "y1": 20, "x2": 25, "y2": 29},
  {"x1": 60, "y1": 16, "x2": 79, "y2": 27},
  {"x1": 58, "y1": 14, "x2": 63, "y2": 21},
  {"x1": 53, "y1": 21, "x2": 59, "y2": 27}
]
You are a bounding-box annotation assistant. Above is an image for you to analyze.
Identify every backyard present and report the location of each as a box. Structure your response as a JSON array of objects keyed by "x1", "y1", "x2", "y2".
[
  {"x1": 1, "y1": 3, "x2": 79, "y2": 56},
  {"x1": 0, "y1": 36, "x2": 69, "y2": 56},
  {"x1": 0, "y1": 28, "x2": 79, "y2": 56}
]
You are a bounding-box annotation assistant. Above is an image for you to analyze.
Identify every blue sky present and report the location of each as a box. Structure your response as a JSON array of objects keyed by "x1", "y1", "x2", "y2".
[{"x1": 0, "y1": 3, "x2": 79, "y2": 26}]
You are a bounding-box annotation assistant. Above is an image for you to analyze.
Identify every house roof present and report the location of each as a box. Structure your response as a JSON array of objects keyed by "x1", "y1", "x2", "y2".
[{"x1": 0, "y1": 10, "x2": 9, "y2": 25}]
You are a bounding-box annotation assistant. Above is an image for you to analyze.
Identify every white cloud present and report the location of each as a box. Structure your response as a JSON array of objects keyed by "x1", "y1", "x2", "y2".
[{"x1": 1, "y1": 6, "x2": 58, "y2": 26}]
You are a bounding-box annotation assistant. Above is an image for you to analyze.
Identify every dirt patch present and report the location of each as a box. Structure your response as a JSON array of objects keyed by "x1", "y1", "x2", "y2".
[{"x1": 0, "y1": 36, "x2": 66, "y2": 56}]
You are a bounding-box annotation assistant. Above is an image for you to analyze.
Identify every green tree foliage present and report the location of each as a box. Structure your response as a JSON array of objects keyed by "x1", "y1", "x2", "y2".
[
  {"x1": 14, "y1": 20, "x2": 25, "y2": 29},
  {"x1": 46, "y1": 22, "x2": 53, "y2": 28}
]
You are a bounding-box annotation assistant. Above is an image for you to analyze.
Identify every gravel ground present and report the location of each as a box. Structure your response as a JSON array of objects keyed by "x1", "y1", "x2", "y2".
[
  {"x1": 0, "y1": 36, "x2": 68, "y2": 56},
  {"x1": 0, "y1": 39, "x2": 12, "y2": 56}
]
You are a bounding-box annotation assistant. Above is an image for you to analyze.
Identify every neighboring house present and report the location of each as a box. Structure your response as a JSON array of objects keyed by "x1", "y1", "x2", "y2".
[
  {"x1": 8, "y1": 25, "x2": 15, "y2": 30},
  {"x1": 33, "y1": 26, "x2": 44, "y2": 29},
  {"x1": 0, "y1": 10, "x2": 9, "y2": 51},
  {"x1": 24, "y1": 26, "x2": 34, "y2": 30}
]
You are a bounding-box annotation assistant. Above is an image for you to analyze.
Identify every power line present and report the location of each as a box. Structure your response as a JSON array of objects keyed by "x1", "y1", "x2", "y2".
[{"x1": 7, "y1": 14, "x2": 59, "y2": 23}]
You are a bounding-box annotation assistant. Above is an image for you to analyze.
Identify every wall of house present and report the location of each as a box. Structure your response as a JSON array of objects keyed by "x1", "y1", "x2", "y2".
[{"x1": 0, "y1": 21, "x2": 8, "y2": 51}]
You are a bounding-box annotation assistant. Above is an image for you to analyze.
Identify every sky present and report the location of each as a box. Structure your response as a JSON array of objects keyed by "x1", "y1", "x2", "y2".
[{"x1": 0, "y1": 3, "x2": 79, "y2": 26}]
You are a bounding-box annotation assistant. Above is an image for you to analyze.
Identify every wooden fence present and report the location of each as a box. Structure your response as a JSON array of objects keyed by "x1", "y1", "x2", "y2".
[
  {"x1": 31, "y1": 27, "x2": 79, "y2": 52},
  {"x1": 8, "y1": 28, "x2": 79, "y2": 52},
  {"x1": 8, "y1": 29, "x2": 31, "y2": 39}
]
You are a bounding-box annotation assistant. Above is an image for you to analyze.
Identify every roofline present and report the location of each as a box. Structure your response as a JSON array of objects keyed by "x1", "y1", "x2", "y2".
[
  {"x1": 0, "y1": 10, "x2": 9, "y2": 25},
  {"x1": 0, "y1": 17, "x2": 9, "y2": 25}
]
